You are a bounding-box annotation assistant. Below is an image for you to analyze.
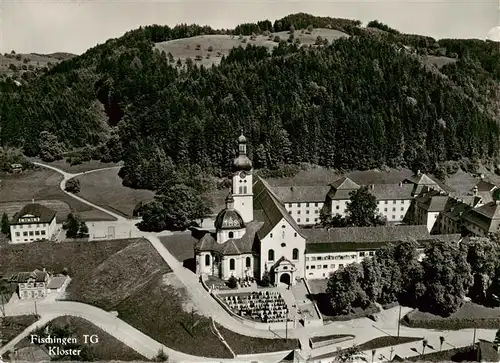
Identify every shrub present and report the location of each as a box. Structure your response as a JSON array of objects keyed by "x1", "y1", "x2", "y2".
[
  {"x1": 227, "y1": 276, "x2": 237, "y2": 289},
  {"x1": 65, "y1": 178, "x2": 80, "y2": 194},
  {"x1": 273, "y1": 36, "x2": 280, "y2": 43}
]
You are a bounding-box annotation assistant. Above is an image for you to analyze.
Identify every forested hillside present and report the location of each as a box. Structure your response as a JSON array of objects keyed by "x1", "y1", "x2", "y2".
[{"x1": 1, "y1": 13, "x2": 500, "y2": 191}]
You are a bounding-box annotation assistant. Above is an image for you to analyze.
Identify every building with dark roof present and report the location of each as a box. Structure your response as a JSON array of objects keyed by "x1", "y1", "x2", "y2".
[
  {"x1": 9, "y1": 269, "x2": 50, "y2": 300},
  {"x1": 9, "y1": 203, "x2": 57, "y2": 244},
  {"x1": 194, "y1": 135, "x2": 464, "y2": 285}
]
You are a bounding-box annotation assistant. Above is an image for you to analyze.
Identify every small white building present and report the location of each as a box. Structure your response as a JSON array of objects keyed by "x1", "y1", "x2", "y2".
[
  {"x1": 9, "y1": 269, "x2": 50, "y2": 300},
  {"x1": 9, "y1": 203, "x2": 57, "y2": 243}
]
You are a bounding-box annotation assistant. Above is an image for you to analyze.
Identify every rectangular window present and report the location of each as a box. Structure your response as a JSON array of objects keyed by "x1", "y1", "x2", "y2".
[
  {"x1": 297, "y1": 211, "x2": 301, "y2": 215},
  {"x1": 323, "y1": 265, "x2": 328, "y2": 269},
  {"x1": 306, "y1": 266, "x2": 309, "y2": 269},
  {"x1": 315, "y1": 210, "x2": 318, "y2": 214},
  {"x1": 311, "y1": 266, "x2": 316, "y2": 269},
  {"x1": 336, "y1": 206, "x2": 340, "y2": 210},
  {"x1": 314, "y1": 218, "x2": 318, "y2": 222},
  {"x1": 306, "y1": 257, "x2": 309, "y2": 261},
  {"x1": 297, "y1": 218, "x2": 301, "y2": 223},
  {"x1": 330, "y1": 264, "x2": 335, "y2": 268},
  {"x1": 23, "y1": 231, "x2": 28, "y2": 236},
  {"x1": 384, "y1": 208, "x2": 387, "y2": 212},
  {"x1": 385, "y1": 201, "x2": 388, "y2": 204},
  {"x1": 306, "y1": 203, "x2": 310, "y2": 207},
  {"x1": 317, "y1": 256, "x2": 322, "y2": 260},
  {"x1": 316, "y1": 265, "x2": 321, "y2": 269},
  {"x1": 360, "y1": 252, "x2": 365, "y2": 257},
  {"x1": 29, "y1": 231, "x2": 34, "y2": 236},
  {"x1": 297, "y1": 203, "x2": 301, "y2": 207},
  {"x1": 306, "y1": 210, "x2": 310, "y2": 214},
  {"x1": 311, "y1": 257, "x2": 317, "y2": 261},
  {"x1": 315, "y1": 203, "x2": 318, "y2": 207},
  {"x1": 35, "y1": 231, "x2": 40, "y2": 236},
  {"x1": 339, "y1": 264, "x2": 344, "y2": 268},
  {"x1": 400, "y1": 215, "x2": 403, "y2": 219},
  {"x1": 369, "y1": 251, "x2": 374, "y2": 256},
  {"x1": 392, "y1": 207, "x2": 396, "y2": 212},
  {"x1": 15, "y1": 232, "x2": 20, "y2": 237},
  {"x1": 401, "y1": 207, "x2": 404, "y2": 211},
  {"x1": 289, "y1": 203, "x2": 292, "y2": 208},
  {"x1": 306, "y1": 218, "x2": 309, "y2": 222},
  {"x1": 41, "y1": 230, "x2": 46, "y2": 235}
]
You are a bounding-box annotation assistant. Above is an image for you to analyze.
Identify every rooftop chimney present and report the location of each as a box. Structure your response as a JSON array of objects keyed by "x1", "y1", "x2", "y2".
[
  {"x1": 417, "y1": 170, "x2": 421, "y2": 175},
  {"x1": 42, "y1": 268, "x2": 46, "y2": 272},
  {"x1": 473, "y1": 185, "x2": 478, "y2": 196},
  {"x1": 399, "y1": 182, "x2": 403, "y2": 187},
  {"x1": 480, "y1": 174, "x2": 485, "y2": 179}
]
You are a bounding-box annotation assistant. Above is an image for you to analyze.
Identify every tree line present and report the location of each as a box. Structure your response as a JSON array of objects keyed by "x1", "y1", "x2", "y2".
[
  {"x1": 327, "y1": 237, "x2": 500, "y2": 317},
  {"x1": 0, "y1": 15, "x2": 499, "y2": 193}
]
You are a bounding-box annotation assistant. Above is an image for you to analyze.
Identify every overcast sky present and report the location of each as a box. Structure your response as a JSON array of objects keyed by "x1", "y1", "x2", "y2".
[{"x1": 2, "y1": 0, "x2": 498, "y2": 55}]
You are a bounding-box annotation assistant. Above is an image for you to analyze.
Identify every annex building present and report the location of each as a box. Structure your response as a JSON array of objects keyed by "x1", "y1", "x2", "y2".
[
  {"x1": 9, "y1": 203, "x2": 57, "y2": 244},
  {"x1": 194, "y1": 135, "x2": 464, "y2": 284}
]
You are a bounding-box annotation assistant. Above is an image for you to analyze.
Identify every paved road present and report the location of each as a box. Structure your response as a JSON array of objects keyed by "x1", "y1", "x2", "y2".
[{"x1": 28, "y1": 162, "x2": 499, "y2": 362}]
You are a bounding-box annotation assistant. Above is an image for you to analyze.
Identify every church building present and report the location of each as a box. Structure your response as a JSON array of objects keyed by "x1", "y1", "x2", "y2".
[{"x1": 194, "y1": 134, "x2": 306, "y2": 286}]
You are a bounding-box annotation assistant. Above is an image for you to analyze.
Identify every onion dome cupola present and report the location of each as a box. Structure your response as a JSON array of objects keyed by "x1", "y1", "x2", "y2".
[
  {"x1": 214, "y1": 190, "x2": 245, "y2": 230},
  {"x1": 232, "y1": 133, "x2": 253, "y2": 172}
]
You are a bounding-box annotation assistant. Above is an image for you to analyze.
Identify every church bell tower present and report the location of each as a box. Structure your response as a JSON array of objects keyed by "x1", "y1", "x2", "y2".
[{"x1": 232, "y1": 134, "x2": 253, "y2": 223}]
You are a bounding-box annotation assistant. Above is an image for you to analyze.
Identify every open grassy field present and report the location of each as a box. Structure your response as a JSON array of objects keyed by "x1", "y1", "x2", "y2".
[
  {"x1": 403, "y1": 302, "x2": 500, "y2": 330},
  {"x1": 117, "y1": 273, "x2": 233, "y2": 358},
  {"x1": 68, "y1": 239, "x2": 170, "y2": 308},
  {"x1": 0, "y1": 315, "x2": 39, "y2": 345},
  {"x1": 406, "y1": 346, "x2": 477, "y2": 362},
  {"x1": 154, "y1": 28, "x2": 349, "y2": 67},
  {"x1": 0, "y1": 52, "x2": 75, "y2": 77},
  {"x1": 216, "y1": 323, "x2": 298, "y2": 355},
  {"x1": 75, "y1": 168, "x2": 155, "y2": 217},
  {"x1": 0, "y1": 168, "x2": 115, "y2": 222},
  {"x1": 14, "y1": 315, "x2": 148, "y2": 361}
]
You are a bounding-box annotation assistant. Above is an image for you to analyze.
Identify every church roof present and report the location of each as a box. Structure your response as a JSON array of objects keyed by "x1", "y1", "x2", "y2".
[
  {"x1": 253, "y1": 177, "x2": 305, "y2": 240},
  {"x1": 214, "y1": 209, "x2": 245, "y2": 230},
  {"x1": 232, "y1": 155, "x2": 252, "y2": 171},
  {"x1": 194, "y1": 220, "x2": 263, "y2": 255},
  {"x1": 475, "y1": 180, "x2": 497, "y2": 193},
  {"x1": 272, "y1": 185, "x2": 330, "y2": 203}
]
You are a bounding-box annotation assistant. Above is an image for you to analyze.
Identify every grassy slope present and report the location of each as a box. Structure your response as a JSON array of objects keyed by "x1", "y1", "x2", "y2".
[
  {"x1": 0, "y1": 52, "x2": 75, "y2": 77},
  {"x1": 0, "y1": 168, "x2": 115, "y2": 222},
  {"x1": 15, "y1": 316, "x2": 148, "y2": 361},
  {"x1": 75, "y1": 168, "x2": 155, "y2": 217}
]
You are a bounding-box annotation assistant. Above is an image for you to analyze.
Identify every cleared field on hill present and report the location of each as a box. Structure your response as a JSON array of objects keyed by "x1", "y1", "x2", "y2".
[
  {"x1": 75, "y1": 168, "x2": 155, "y2": 217},
  {"x1": 0, "y1": 169, "x2": 115, "y2": 221},
  {"x1": 28, "y1": 158, "x2": 121, "y2": 174},
  {"x1": 154, "y1": 28, "x2": 349, "y2": 67},
  {"x1": 0, "y1": 52, "x2": 75, "y2": 76}
]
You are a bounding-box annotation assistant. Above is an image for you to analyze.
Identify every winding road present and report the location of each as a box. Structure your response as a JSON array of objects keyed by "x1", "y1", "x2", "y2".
[{"x1": 2, "y1": 162, "x2": 498, "y2": 362}]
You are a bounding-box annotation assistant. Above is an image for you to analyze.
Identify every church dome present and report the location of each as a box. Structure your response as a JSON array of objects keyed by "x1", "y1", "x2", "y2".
[
  {"x1": 232, "y1": 155, "x2": 253, "y2": 171},
  {"x1": 238, "y1": 134, "x2": 247, "y2": 143},
  {"x1": 215, "y1": 209, "x2": 245, "y2": 230}
]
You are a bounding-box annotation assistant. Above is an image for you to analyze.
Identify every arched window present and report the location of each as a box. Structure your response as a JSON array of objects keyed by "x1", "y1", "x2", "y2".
[
  {"x1": 243, "y1": 186, "x2": 247, "y2": 194},
  {"x1": 292, "y1": 248, "x2": 299, "y2": 260},
  {"x1": 239, "y1": 186, "x2": 243, "y2": 194},
  {"x1": 205, "y1": 254, "x2": 211, "y2": 266},
  {"x1": 268, "y1": 249, "x2": 275, "y2": 261},
  {"x1": 228, "y1": 231, "x2": 234, "y2": 238},
  {"x1": 229, "y1": 258, "x2": 235, "y2": 270},
  {"x1": 246, "y1": 257, "x2": 251, "y2": 268}
]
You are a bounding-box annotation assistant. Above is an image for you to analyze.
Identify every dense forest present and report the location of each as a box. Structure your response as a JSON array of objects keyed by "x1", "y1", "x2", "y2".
[{"x1": 1, "y1": 13, "x2": 500, "y2": 191}]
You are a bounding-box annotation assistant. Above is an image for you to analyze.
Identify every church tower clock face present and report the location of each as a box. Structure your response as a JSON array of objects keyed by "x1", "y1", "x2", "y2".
[{"x1": 239, "y1": 171, "x2": 247, "y2": 179}]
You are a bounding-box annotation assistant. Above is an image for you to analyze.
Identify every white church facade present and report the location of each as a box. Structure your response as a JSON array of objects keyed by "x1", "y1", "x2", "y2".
[{"x1": 194, "y1": 134, "x2": 306, "y2": 286}]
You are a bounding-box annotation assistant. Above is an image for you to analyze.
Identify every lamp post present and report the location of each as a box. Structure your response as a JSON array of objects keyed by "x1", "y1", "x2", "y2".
[
  {"x1": 397, "y1": 305, "x2": 402, "y2": 339},
  {"x1": 285, "y1": 308, "x2": 288, "y2": 340}
]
